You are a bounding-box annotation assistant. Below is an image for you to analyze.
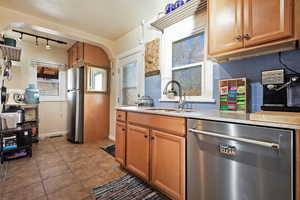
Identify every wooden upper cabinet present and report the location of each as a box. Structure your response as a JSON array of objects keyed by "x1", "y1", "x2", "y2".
[
  {"x1": 115, "y1": 122, "x2": 126, "y2": 166},
  {"x1": 84, "y1": 43, "x2": 110, "y2": 67},
  {"x1": 77, "y1": 42, "x2": 84, "y2": 64},
  {"x1": 208, "y1": 0, "x2": 243, "y2": 55},
  {"x1": 126, "y1": 124, "x2": 150, "y2": 181},
  {"x1": 150, "y1": 130, "x2": 185, "y2": 200},
  {"x1": 68, "y1": 42, "x2": 110, "y2": 68},
  {"x1": 68, "y1": 48, "x2": 73, "y2": 68},
  {"x1": 243, "y1": 0, "x2": 293, "y2": 47},
  {"x1": 71, "y1": 43, "x2": 78, "y2": 67}
]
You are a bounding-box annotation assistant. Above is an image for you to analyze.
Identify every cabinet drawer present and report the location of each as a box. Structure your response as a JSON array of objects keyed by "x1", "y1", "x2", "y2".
[
  {"x1": 127, "y1": 112, "x2": 186, "y2": 136},
  {"x1": 116, "y1": 111, "x2": 126, "y2": 122}
]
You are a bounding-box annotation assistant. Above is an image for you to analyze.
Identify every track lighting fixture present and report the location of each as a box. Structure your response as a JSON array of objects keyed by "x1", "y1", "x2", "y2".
[
  {"x1": 45, "y1": 39, "x2": 51, "y2": 50},
  {"x1": 35, "y1": 37, "x2": 38, "y2": 48},
  {"x1": 12, "y1": 30, "x2": 67, "y2": 48},
  {"x1": 18, "y1": 33, "x2": 23, "y2": 41}
]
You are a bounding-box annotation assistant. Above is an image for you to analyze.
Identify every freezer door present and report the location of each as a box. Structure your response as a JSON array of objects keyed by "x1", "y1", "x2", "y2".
[
  {"x1": 67, "y1": 67, "x2": 84, "y2": 90},
  {"x1": 67, "y1": 68, "x2": 77, "y2": 90}
]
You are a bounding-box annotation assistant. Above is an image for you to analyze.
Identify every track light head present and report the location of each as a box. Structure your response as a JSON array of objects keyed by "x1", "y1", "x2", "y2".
[
  {"x1": 35, "y1": 37, "x2": 39, "y2": 48},
  {"x1": 18, "y1": 33, "x2": 23, "y2": 41},
  {"x1": 45, "y1": 39, "x2": 51, "y2": 50}
]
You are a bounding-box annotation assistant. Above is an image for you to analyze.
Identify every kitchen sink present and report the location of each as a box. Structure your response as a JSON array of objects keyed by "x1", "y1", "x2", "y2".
[{"x1": 145, "y1": 107, "x2": 195, "y2": 113}]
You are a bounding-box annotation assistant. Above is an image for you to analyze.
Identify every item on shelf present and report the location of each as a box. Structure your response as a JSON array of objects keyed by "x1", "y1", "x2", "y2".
[
  {"x1": 6, "y1": 151, "x2": 27, "y2": 160},
  {"x1": 1, "y1": 86, "x2": 8, "y2": 104},
  {"x1": 0, "y1": 112, "x2": 19, "y2": 129},
  {"x1": 0, "y1": 35, "x2": 4, "y2": 45},
  {"x1": 13, "y1": 93, "x2": 25, "y2": 103},
  {"x1": 5, "y1": 89, "x2": 25, "y2": 105},
  {"x1": 175, "y1": 0, "x2": 185, "y2": 9},
  {"x1": 3, "y1": 136, "x2": 17, "y2": 150},
  {"x1": 3, "y1": 106, "x2": 25, "y2": 125},
  {"x1": 0, "y1": 126, "x2": 33, "y2": 163},
  {"x1": 219, "y1": 78, "x2": 248, "y2": 113},
  {"x1": 24, "y1": 84, "x2": 40, "y2": 104},
  {"x1": 136, "y1": 96, "x2": 154, "y2": 107},
  {"x1": 165, "y1": 3, "x2": 175, "y2": 14},
  {"x1": 152, "y1": 0, "x2": 207, "y2": 32},
  {"x1": 186, "y1": 0, "x2": 192, "y2": 2},
  {"x1": 4, "y1": 37, "x2": 16, "y2": 47},
  {"x1": 156, "y1": 12, "x2": 165, "y2": 19}
]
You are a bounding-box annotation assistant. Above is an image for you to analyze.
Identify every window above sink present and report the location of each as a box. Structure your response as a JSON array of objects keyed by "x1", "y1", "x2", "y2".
[{"x1": 160, "y1": 13, "x2": 215, "y2": 103}]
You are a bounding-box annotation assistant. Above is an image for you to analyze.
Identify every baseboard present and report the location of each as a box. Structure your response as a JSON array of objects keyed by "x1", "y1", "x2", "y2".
[
  {"x1": 39, "y1": 131, "x2": 68, "y2": 140},
  {"x1": 109, "y1": 134, "x2": 115, "y2": 141}
]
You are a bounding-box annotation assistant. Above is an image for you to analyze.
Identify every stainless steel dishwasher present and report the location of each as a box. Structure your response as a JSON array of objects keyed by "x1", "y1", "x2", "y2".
[{"x1": 187, "y1": 119, "x2": 294, "y2": 200}]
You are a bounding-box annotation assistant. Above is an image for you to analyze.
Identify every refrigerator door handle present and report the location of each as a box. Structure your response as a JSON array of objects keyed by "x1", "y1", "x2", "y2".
[{"x1": 75, "y1": 90, "x2": 80, "y2": 142}]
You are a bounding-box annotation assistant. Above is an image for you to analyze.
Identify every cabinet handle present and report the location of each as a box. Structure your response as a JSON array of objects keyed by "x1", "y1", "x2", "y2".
[
  {"x1": 243, "y1": 34, "x2": 251, "y2": 40},
  {"x1": 235, "y1": 35, "x2": 242, "y2": 41}
]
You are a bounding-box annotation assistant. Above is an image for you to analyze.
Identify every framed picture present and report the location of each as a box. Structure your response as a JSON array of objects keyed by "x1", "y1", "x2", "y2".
[{"x1": 87, "y1": 66, "x2": 108, "y2": 93}]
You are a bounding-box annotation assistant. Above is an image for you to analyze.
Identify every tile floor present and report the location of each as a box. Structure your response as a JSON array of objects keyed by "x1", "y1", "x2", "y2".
[{"x1": 0, "y1": 137, "x2": 126, "y2": 200}]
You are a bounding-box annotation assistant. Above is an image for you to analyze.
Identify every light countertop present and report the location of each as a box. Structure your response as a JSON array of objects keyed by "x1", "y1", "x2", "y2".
[{"x1": 116, "y1": 106, "x2": 300, "y2": 130}]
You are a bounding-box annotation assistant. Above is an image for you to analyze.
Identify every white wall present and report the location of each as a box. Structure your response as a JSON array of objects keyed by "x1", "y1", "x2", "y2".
[
  {"x1": 110, "y1": 10, "x2": 207, "y2": 140},
  {"x1": 4, "y1": 40, "x2": 68, "y2": 135}
]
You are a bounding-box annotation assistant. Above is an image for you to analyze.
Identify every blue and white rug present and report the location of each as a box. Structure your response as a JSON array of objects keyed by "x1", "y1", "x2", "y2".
[{"x1": 93, "y1": 174, "x2": 169, "y2": 200}]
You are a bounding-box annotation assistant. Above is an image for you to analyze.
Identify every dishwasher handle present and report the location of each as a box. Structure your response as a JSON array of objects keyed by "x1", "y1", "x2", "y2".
[{"x1": 188, "y1": 129, "x2": 280, "y2": 150}]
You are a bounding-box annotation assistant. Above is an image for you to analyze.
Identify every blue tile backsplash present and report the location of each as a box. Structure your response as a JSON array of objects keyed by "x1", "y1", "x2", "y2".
[{"x1": 145, "y1": 49, "x2": 300, "y2": 113}]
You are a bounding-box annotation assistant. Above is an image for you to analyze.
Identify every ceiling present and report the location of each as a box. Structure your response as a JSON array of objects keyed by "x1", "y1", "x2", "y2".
[{"x1": 0, "y1": 0, "x2": 166, "y2": 40}]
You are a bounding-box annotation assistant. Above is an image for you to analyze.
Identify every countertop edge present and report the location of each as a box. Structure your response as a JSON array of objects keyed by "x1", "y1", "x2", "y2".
[{"x1": 116, "y1": 106, "x2": 300, "y2": 130}]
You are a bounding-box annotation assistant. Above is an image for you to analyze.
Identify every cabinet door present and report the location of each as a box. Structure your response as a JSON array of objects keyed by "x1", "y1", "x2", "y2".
[
  {"x1": 72, "y1": 43, "x2": 78, "y2": 67},
  {"x1": 115, "y1": 122, "x2": 126, "y2": 166},
  {"x1": 68, "y1": 48, "x2": 73, "y2": 68},
  {"x1": 208, "y1": 0, "x2": 243, "y2": 55},
  {"x1": 150, "y1": 130, "x2": 185, "y2": 200},
  {"x1": 126, "y1": 124, "x2": 150, "y2": 181},
  {"x1": 84, "y1": 43, "x2": 110, "y2": 67},
  {"x1": 77, "y1": 42, "x2": 84, "y2": 65},
  {"x1": 244, "y1": 0, "x2": 293, "y2": 47}
]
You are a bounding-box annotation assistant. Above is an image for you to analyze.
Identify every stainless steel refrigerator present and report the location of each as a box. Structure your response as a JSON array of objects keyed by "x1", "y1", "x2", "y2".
[{"x1": 67, "y1": 67, "x2": 84, "y2": 143}]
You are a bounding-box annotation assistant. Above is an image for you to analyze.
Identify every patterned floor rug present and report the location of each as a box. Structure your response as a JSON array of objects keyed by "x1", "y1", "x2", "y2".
[
  {"x1": 93, "y1": 174, "x2": 169, "y2": 200},
  {"x1": 101, "y1": 144, "x2": 115, "y2": 157}
]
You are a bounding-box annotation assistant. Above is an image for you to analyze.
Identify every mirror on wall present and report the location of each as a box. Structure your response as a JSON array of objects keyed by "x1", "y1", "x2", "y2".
[{"x1": 87, "y1": 66, "x2": 108, "y2": 92}]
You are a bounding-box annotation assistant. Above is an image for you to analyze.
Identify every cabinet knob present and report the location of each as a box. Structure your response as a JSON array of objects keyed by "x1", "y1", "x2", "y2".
[
  {"x1": 122, "y1": 128, "x2": 126, "y2": 131},
  {"x1": 144, "y1": 135, "x2": 148, "y2": 139},
  {"x1": 151, "y1": 136, "x2": 155, "y2": 140},
  {"x1": 243, "y1": 34, "x2": 251, "y2": 40},
  {"x1": 235, "y1": 35, "x2": 242, "y2": 41}
]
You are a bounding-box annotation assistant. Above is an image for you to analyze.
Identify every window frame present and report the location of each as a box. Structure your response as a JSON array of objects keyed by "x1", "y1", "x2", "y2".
[
  {"x1": 117, "y1": 46, "x2": 145, "y2": 106},
  {"x1": 32, "y1": 60, "x2": 66, "y2": 102},
  {"x1": 160, "y1": 16, "x2": 215, "y2": 103}
]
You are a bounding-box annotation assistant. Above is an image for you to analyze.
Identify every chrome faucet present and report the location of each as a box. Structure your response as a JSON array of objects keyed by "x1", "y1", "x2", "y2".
[{"x1": 163, "y1": 80, "x2": 186, "y2": 110}]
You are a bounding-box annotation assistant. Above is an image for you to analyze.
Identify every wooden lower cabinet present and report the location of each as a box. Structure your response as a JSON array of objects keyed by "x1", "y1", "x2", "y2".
[
  {"x1": 116, "y1": 111, "x2": 186, "y2": 200},
  {"x1": 150, "y1": 130, "x2": 185, "y2": 200},
  {"x1": 126, "y1": 124, "x2": 150, "y2": 181},
  {"x1": 115, "y1": 122, "x2": 126, "y2": 166}
]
